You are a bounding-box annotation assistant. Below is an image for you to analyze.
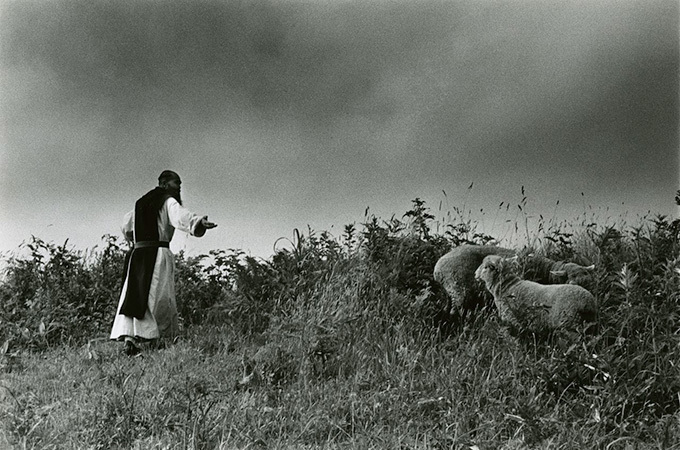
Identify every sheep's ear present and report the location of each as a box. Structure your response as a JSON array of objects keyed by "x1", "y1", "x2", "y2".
[
  {"x1": 585, "y1": 264, "x2": 595, "y2": 270},
  {"x1": 505, "y1": 255, "x2": 519, "y2": 268}
]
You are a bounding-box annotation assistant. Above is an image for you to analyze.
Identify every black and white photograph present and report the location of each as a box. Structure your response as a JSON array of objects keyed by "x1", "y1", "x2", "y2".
[{"x1": 1, "y1": 0, "x2": 678, "y2": 448}]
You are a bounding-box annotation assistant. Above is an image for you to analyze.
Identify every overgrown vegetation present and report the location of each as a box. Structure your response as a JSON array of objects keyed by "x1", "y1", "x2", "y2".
[{"x1": 1, "y1": 195, "x2": 680, "y2": 449}]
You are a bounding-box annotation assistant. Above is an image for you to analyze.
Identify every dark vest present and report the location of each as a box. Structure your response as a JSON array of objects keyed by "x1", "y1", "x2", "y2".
[{"x1": 119, "y1": 188, "x2": 176, "y2": 319}]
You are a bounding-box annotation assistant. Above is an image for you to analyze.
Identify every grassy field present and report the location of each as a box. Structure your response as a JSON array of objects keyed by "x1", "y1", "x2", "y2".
[{"x1": 2, "y1": 198, "x2": 680, "y2": 449}]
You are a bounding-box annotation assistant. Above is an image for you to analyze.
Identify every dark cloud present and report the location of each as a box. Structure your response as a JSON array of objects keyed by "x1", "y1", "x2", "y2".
[{"x1": 1, "y1": 1, "x2": 451, "y2": 120}]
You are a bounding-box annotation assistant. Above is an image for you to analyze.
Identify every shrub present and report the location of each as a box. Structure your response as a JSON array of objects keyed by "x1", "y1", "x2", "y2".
[{"x1": 0, "y1": 235, "x2": 124, "y2": 351}]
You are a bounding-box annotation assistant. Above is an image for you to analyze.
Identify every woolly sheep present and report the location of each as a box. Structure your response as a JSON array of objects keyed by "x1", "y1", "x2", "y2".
[
  {"x1": 433, "y1": 245, "x2": 596, "y2": 314},
  {"x1": 474, "y1": 255, "x2": 597, "y2": 331},
  {"x1": 521, "y1": 254, "x2": 596, "y2": 289},
  {"x1": 433, "y1": 245, "x2": 515, "y2": 312}
]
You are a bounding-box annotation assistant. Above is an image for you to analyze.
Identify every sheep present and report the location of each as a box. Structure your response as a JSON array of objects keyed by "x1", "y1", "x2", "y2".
[
  {"x1": 433, "y1": 245, "x2": 515, "y2": 313},
  {"x1": 433, "y1": 245, "x2": 596, "y2": 315},
  {"x1": 520, "y1": 254, "x2": 596, "y2": 289},
  {"x1": 474, "y1": 255, "x2": 597, "y2": 331}
]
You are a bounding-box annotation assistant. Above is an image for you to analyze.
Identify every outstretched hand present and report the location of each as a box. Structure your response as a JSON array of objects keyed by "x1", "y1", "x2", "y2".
[
  {"x1": 195, "y1": 216, "x2": 217, "y2": 237},
  {"x1": 201, "y1": 216, "x2": 217, "y2": 229}
]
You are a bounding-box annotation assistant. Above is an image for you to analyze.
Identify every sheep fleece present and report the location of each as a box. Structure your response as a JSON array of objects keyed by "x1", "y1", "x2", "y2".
[
  {"x1": 433, "y1": 245, "x2": 515, "y2": 311},
  {"x1": 476, "y1": 255, "x2": 597, "y2": 330}
]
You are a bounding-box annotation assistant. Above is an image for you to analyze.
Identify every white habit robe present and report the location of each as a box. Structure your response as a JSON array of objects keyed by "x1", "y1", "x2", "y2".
[{"x1": 110, "y1": 198, "x2": 205, "y2": 341}]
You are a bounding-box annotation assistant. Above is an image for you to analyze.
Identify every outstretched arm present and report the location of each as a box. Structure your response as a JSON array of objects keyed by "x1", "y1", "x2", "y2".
[{"x1": 166, "y1": 198, "x2": 217, "y2": 237}]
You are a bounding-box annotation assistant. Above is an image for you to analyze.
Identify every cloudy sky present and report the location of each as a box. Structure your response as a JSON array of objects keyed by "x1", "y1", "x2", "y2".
[{"x1": 1, "y1": 0, "x2": 678, "y2": 259}]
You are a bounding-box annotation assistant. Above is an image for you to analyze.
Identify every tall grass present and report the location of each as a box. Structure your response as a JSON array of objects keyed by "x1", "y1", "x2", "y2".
[{"x1": 1, "y1": 196, "x2": 680, "y2": 449}]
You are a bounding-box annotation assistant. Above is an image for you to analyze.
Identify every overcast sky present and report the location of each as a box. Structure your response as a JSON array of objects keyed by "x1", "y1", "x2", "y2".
[{"x1": 1, "y1": 0, "x2": 678, "y2": 259}]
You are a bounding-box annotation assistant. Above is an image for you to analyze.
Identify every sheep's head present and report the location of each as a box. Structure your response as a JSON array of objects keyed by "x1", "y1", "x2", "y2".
[
  {"x1": 475, "y1": 255, "x2": 518, "y2": 289},
  {"x1": 550, "y1": 262, "x2": 596, "y2": 287}
]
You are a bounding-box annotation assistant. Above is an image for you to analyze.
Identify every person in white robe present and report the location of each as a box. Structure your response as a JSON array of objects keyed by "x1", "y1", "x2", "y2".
[{"x1": 110, "y1": 170, "x2": 217, "y2": 355}]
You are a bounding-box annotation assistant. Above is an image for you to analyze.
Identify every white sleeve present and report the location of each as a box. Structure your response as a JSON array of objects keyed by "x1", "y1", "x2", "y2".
[
  {"x1": 121, "y1": 210, "x2": 134, "y2": 243},
  {"x1": 166, "y1": 198, "x2": 204, "y2": 236}
]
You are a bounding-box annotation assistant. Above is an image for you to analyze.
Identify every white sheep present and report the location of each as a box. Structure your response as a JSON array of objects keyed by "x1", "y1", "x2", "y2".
[
  {"x1": 474, "y1": 255, "x2": 597, "y2": 331},
  {"x1": 520, "y1": 254, "x2": 596, "y2": 289},
  {"x1": 433, "y1": 245, "x2": 596, "y2": 315}
]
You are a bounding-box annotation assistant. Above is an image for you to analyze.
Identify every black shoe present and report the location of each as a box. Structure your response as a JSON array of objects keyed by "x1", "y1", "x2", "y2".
[{"x1": 124, "y1": 340, "x2": 141, "y2": 356}]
